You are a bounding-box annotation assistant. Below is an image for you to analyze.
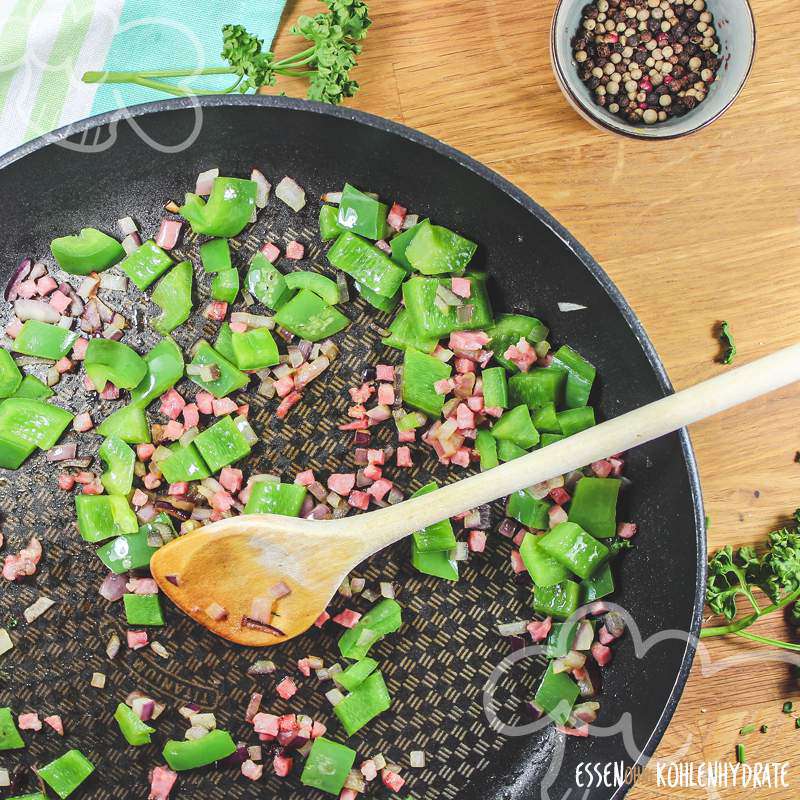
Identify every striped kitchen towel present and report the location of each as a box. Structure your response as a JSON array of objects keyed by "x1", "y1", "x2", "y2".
[{"x1": 0, "y1": 0, "x2": 287, "y2": 155}]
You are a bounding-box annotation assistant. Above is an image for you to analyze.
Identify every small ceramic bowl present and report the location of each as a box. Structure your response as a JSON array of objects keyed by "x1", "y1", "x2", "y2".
[{"x1": 550, "y1": 0, "x2": 756, "y2": 140}]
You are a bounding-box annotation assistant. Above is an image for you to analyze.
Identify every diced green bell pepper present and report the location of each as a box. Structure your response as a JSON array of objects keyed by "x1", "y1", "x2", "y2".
[
  {"x1": 85, "y1": 338, "x2": 147, "y2": 390},
  {"x1": 13, "y1": 374, "x2": 53, "y2": 400},
  {"x1": 356, "y1": 282, "x2": 400, "y2": 313},
  {"x1": 506, "y1": 489, "x2": 550, "y2": 529},
  {"x1": 402, "y1": 273, "x2": 493, "y2": 338},
  {"x1": 486, "y1": 314, "x2": 549, "y2": 373},
  {"x1": 180, "y1": 177, "x2": 257, "y2": 238},
  {"x1": 245, "y1": 251, "x2": 293, "y2": 310},
  {"x1": 411, "y1": 482, "x2": 456, "y2": 552},
  {"x1": 151, "y1": 260, "x2": 193, "y2": 335},
  {"x1": 0, "y1": 398, "x2": 73, "y2": 449},
  {"x1": 199, "y1": 238, "x2": 231, "y2": 273},
  {"x1": 301, "y1": 736, "x2": 356, "y2": 796},
  {"x1": 7, "y1": 794, "x2": 46, "y2": 800},
  {"x1": 188, "y1": 340, "x2": 248, "y2": 398},
  {"x1": 508, "y1": 368, "x2": 567, "y2": 410},
  {"x1": 327, "y1": 232, "x2": 406, "y2": 298},
  {"x1": 13, "y1": 321, "x2": 77, "y2": 361},
  {"x1": 402, "y1": 347, "x2": 452, "y2": 417},
  {"x1": 481, "y1": 366, "x2": 508, "y2": 409},
  {"x1": 193, "y1": 415, "x2": 251, "y2": 472},
  {"x1": 337, "y1": 183, "x2": 389, "y2": 240},
  {"x1": 532, "y1": 579, "x2": 581, "y2": 620},
  {"x1": 405, "y1": 218, "x2": 477, "y2": 274},
  {"x1": 551, "y1": 345, "x2": 596, "y2": 408},
  {"x1": 334, "y1": 669, "x2": 392, "y2": 737},
  {"x1": 338, "y1": 598, "x2": 402, "y2": 661},
  {"x1": 50, "y1": 228, "x2": 125, "y2": 275},
  {"x1": 568, "y1": 477, "x2": 621, "y2": 538},
  {"x1": 37, "y1": 750, "x2": 94, "y2": 799},
  {"x1": 163, "y1": 729, "x2": 236, "y2": 771},
  {"x1": 120, "y1": 240, "x2": 173, "y2": 290},
  {"x1": 213, "y1": 322, "x2": 237, "y2": 363},
  {"x1": 129, "y1": 337, "x2": 184, "y2": 408},
  {"x1": 99, "y1": 436, "x2": 135, "y2": 495},
  {"x1": 210, "y1": 268, "x2": 239, "y2": 304},
  {"x1": 0, "y1": 707, "x2": 25, "y2": 750},
  {"x1": 475, "y1": 428, "x2": 499, "y2": 470},
  {"x1": 532, "y1": 402, "x2": 560, "y2": 433},
  {"x1": 381, "y1": 307, "x2": 438, "y2": 354},
  {"x1": 412, "y1": 540, "x2": 459, "y2": 581},
  {"x1": 96, "y1": 513, "x2": 173, "y2": 574},
  {"x1": 557, "y1": 407, "x2": 596, "y2": 436},
  {"x1": 538, "y1": 521, "x2": 610, "y2": 579},
  {"x1": 389, "y1": 221, "x2": 423, "y2": 271},
  {"x1": 0, "y1": 349, "x2": 22, "y2": 398},
  {"x1": 519, "y1": 532, "x2": 570, "y2": 587},
  {"x1": 76, "y1": 494, "x2": 138, "y2": 542},
  {"x1": 545, "y1": 620, "x2": 582, "y2": 658},
  {"x1": 319, "y1": 204, "x2": 343, "y2": 241},
  {"x1": 244, "y1": 481, "x2": 307, "y2": 516},
  {"x1": 534, "y1": 662, "x2": 579, "y2": 725},
  {"x1": 0, "y1": 432, "x2": 36, "y2": 469},
  {"x1": 123, "y1": 593, "x2": 164, "y2": 626},
  {"x1": 231, "y1": 327, "x2": 280, "y2": 370},
  {"x1": 541, "y1": 433, "x2": 565, "y2": 447},
  {"x1": 580, "y1": 562, "x2": 615, "y2": 603},
  {"x1": 274, "y1": 289, "x2": 349, "y2": 342},
  {"x1": 114, "y1": 702, "x2": 155, "y2": 746},
  {"x1": 491, "y1": 404, "x2": 540, "y2": 449},
  {"x1": 497, "y1": 440, "x2": 527, "y2": 462},
  {"x1": 97, "y1": 405, "x2": 151, "y2": 444},
  {"x1": 160, "y1": 441, "x2": 211, "y2": 484},
  {"x1": 334, "y1": 657, "x2": 379, "y2": 692}
]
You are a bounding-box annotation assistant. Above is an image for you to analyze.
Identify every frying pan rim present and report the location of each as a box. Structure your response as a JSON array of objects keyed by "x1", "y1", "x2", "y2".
[{"x1": 0, "y1": 94, "x2": 706, "y2": 798}]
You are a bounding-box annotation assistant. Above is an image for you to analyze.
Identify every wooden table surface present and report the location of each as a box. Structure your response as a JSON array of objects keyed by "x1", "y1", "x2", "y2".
[{"x1": 270, "y1": 1, "x2": 800, "y2": 796}]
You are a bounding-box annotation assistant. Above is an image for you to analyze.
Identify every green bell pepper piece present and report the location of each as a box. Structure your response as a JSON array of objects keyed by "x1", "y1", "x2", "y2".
[
  {"x1": 0, "y1": 707, "x2": 25, "y2": 750},
  {"x1": 481, "y1": 366, "x2": 508, "y2": 409},
  {"x1": 13, "y1": 321, "x2": 77, "y2": 361},
  {"x1": 389, "y1": 221, "x2": 423, "y2": 270},
  {"x1": 402, "y1": 347, "x2": 452, "y2": 417},
  {"x1": 85, "y1": 339, "x2": 147, "y2": 390},
  {"x1": 534, "y1": 662, "x2": 579, "y2": 726},
  {"x1": 193, "y1": 415, "x2": 251, "y2": 472},
  {"x1": 557, "y1": 407, "x2": 596, "y2": 436},
  {"x1": 231, "y1": 327, "x2": 280, "y2": 370},
  {"x1": 475, "y1": 428, "x2": 499, "y2": 470},
  {"x1": 0, "y1": 349, "x2": 22, "y2": 397},
  {"x1": 188, "y1": 340, "x2": 248, "y2": 398},
  {"x1": 402, "y1": 273, "x2": 493, "y2": 338},
  {"x1": 532, "y1": 402, "x2": 560, "y2": 433},
  {"x1": 333, "y1": 657, "x2": 379, "y2": 692},
  {"x1": 545, "y1": 620, "x2": 582, "y2": 658},
  {"x1": 301, "y1": 737, "x2": 356, "y2": 796},
  {"x1": 37, "y1": 750, "x2": 94, "y2": 799},
  {"x1": 210, "y1": 268, "x2": 239, "y2": 304},
  {"x1": 491, "y1": 404, "x2": 540, "y2": 449},
  {"x1": 274, "y1": 289, "x2": 349, "y2": 342},
  {"x1": 381, "y1": 307, "x2": 438, "y2": 354},
  {"x1": 160, "y1": 441, "x2": 211, "y2": 484},
  {"x1": 96, "y1": 513, "x2": 173, "y2": 574},
  {"x1": 75, "y1": 494, "x2": 138, "y2": 542},
  {"x1": 519, "y1": 532, "x2": 571, "y2": 587},
  {"x1": 180, "y1": 177, "x2": 257, "y2": 238},
  {"x1": 508, "y1": 368, "x2": 567, "y2": 409},
  {"x1": 114, "y1": 702, "x2": 155, "y2": 746},
  {"x1": 338, "y1": 598, "x2": 402, "y2": 661},
  {"x1": 497, "y1": 439, "x2": 527, "y2": 462},
  {"x1": 129, "y1": 337, "x2": 184, "y2": 408},
  {"x1": 50, "y1": 228, "x2": 125, "y2": 275},
  {"x1": 334, "y1": 669, "x2": 392, "y2": 737},
  {"x1": 151, "y1": 260, "x2": 193, "y2": 335},
  {"x1": 213, "y1": 323, "x2": 237, "y2": 363},
  {"x1": 506, "y1": 488, "x2": 550, "y2": 529},
  {"x1": 97, "y1": 405, "x2": 150, "y2": 444},
  {"x1": 0, "y1": 398, "x2": 73, "y2": 449},
  {"x1": 120, "y1": 240, "x2": 173, "y2": 290},
  {"x1": 13, "y1": 374, "x2": 53, "y2": 400},
  {"x1": 327, "y1": 231, "x2": 406, "y2": 298},
  {"x1": 486, "y1": 313, "x2": 549, "y2": 373},
  {"x1": 395, "y1": 411, "x2": 427, "y2": 432},
  {"x1": 319, "y1": 204, "x2": 343, "y2": 241},
  {"x1": 99, "y1": 436, "x2": 135, "y2": 495},
  {"x1": 551, "y1": 345, "x2": 596, "y2": 408},
  {"x1": 8, "y1": 794, "x2": 46, "y2": 800},
  {"x1": 532, "y1": 579, "x2": 582, "y2": 620},
  {"x1": 0, "y1": 433, "x2": 36, "y2": 469},
  {"x1": 245, "y1": 251, "x2": 293, "y2": 310},
  {"x1": 411, "y1": 482, "x2": 456, "y2": 552},
  {"x1": 412, "y1": 539, "x2": 460, "y2": 581},
  {"x1": 568, "y1": 477, "x2": 621, "y2": 538},
  {"x1": 244, "y1": 481, "x2": 307, "y2": 516},
  {"x1": 541, "y1": 433, "x2": 565, "y2": 447},
  {"x1": 405, "y1": 218, "x2": 477, "y2": 274},
  {"x1": 199, "y1": 238, "x2": 231, "y2": 273},
  {"x1": 580, "y1": 562, "x2": 615, "y2": 603},
  {"x1": 337, "y1": 183, "x2": 389, "y2": 240},
  {"x1": 357, "y1": 283, "x2": 400, "y2": 313},
  {"x1": 123, "y1": 593, "x2": 164, "y2": 626},
  {"x1": 538, "y1": 521, "x2": 610, "y2": 579},
  {"x1": 163, "y1": 729, "x2": 236, "y2": 771}
]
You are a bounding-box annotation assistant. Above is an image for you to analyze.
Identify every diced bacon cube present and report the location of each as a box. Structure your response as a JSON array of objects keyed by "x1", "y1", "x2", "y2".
[
  {"x1": 527, "y1": 617, "x2": 553, "y2": 643},
  {"x1": 274, "y1": 375, "x2": 295, "y2": 398},
  {"x1": 376, "y1": 364, "x2": 394, "y2": 381},
  {"x1": 609, "y1": 456, "x2": 625, "y2": 477},
  {"x1": 510, "y1": 550, "x2": 526, "y2": 574},
  {"x1": 617, "y1": 522, "x2": 637, "y2": 539},
  {"x1": 314, "y1": 610, "x2": 330, "y2": 628},
  {"x1": 57, "y1": 473, "x2": 75, "y2": 491},
  {"x1": 196, "y1": 391, "x2": 214, "y2": 415},
  {"x1": 253, "y1": 712, "x2": 280, "y2": 737},
  {"x1": 285, "y1": 240, "x2": 305, "y2": 260},
  {"x1": 156, "y1": 219, "x2": 183, "y2": 250},
  {"x1": 219, "y1": 467, "x2": 243, "y2": 494},
  {"x1": 387, "y1": 202, "x2": 407, "y2": 231},
  {"x1": 297, "y1": 658, "x2": 311, "y2": 677},
  {"x1": 332, "y1": 609, "x2": 362, "y2": 628},
  {"x1": 44, "y1": 715, "x2": 64, "y2": 735},
  {"x1": 168, "y1": 482, "x2": 189, "y2": 496},
  {"x1": 366, "y1": 448, "x2": 385, "y2": 465},
  {"x1": 468, "y1": 530, "x2": 487, "y2": 552},
  {"x1": 245, "y1": 692, "x2": 263, "y2": 723},
  {"x1": 328, "y1": 473, "x2": 356, "y2": 495},
  {"x1": 212, "y1": 397, "x2": 239, "y2": 416},
  {"x1": 311, "y1": 720, "x2": 326, "y2": 739},
  {"x1": 260, "y1": 242, "x2": 280, "y2": 263},
  {"x1": 5, "y1": 317, "x2": 22, "y2": 339},
  {"x1": 18, "y1": 712, "x2": 42, "y2": 731},
  {"x1": 71, "y1": 337, "x2": 89, "y2": 359},
  {"x1": 273, "y1": 753, "x2": 293, "y2": 778},
  {"x1": 99, "y1": 382, "x2": 120, "y2": 401},
  {"x1": 143, "y1": 473, "x2": 162, "y2": 491},
  {"x1": 549, "y1": 487, "x2": 571, "y2": 506},
  {"x1": 451, "y1": 277, "x2": 472, "y2": 298},
  {"x1": 276, "y1": 677, "x2": 297, "y2": 700},
  {"x1": 513, "y1": 529, "x2": 526, "y2": 546},
  {"x1": 382, "y1": 769, "x2": 406, "y2": 793},
  {"x1": 161, "y1": 420, "x2": 184, "y2": 441},
  {"x1": 361, "y1": 759, "x2": 378, "y2": 781},
  {"x1": 55, "y1": 358, "x2": 72, "y2": 376},
  {"x1": 128, "y1": 630, "x2": 149, "y2": 650},
  {"x1": 137, "y1": 443, "x2": 155, "y2": 461},
  {"x1": 276, "y1": 391, "x2": 302, "y2": 419},
  {"x1": 132, "y1": 489, "x2": 149, "y2": 507},
  {"x1": 398, "y1": 429, "x2": 415, "y2": 443},
  {"x1": 591, "y1": 460, "x2": 613, "y2": 478},
  {"x1": 36, "y1": 275, "x2": 58, "y2": 296},
  {"x1": 204, "y1": 301, "x2": 228, "y2": 321},
  {"x1": 362, "y1": 463, "x2": 382, "y2": 481},
  {"x1": 451, "y1": 447, "x2": 471, "y2": 467},
  {"x1": 74, "y1": 471, "x2": 96, "y2": 485},
  {"x1": 548, "y1": 504, "x2": 569, "y2": 528},
  {"x1": 148, "y1": 765, "x2": 178, "y2": 800},
  {"x1": 159, "y1": 389, "x2": 186, "y2": 420},
  {"x1": 456, "y1": 403, "x2": 475, "y2": 430},
  {"x1": 591, "y1": 641, "x2": 613, "y2": 666},
  {"x1": 396, "y1": 446, "x2": 412, "y2": 467},
  {"x1": 377, "y1": 383, "x2": 395, "y2": 405},
  {"x1": 454, "y1": 357, "x2": 475, "y2": 374},
  {"x1": 295, "y1": 470, "x2": 315, "y2": 486},
  {"x1": 241, "y1": 759, "x2": 263, "y2": 781},
  {"x1": 367, "y1": 478, "x2": 393, "y2": 503},
  {"x1": 73, "y1": 412, "x2": 93, "y2": 432},
  {"x1": 48, "y1": 290, "x2": 72, "y2": 314}
]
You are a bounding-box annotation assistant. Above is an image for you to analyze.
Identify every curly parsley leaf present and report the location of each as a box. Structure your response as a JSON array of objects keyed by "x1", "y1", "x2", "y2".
[{"x1": 718, "y1": 320, "x2": 736, "y2": 365}]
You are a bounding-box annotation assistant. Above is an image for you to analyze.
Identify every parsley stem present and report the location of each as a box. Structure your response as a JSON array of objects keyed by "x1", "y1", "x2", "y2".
[
  {"x1": 700, "y1": 588, "x2": 800, "y2": 638},
  {"x1": 732, "y1": 630, "x2": 800, "y2": 652},
  {"x1": 273, "y1": 45, "x2": 316, "y2": 66},
  {"x1": 83, "y1": 67, "x2": 237, "y2": 83}
]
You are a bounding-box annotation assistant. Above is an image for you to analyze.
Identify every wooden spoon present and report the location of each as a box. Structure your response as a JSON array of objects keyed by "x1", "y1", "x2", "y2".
[{"x1": 151, "y1": 343, "x2": 800, "y2": 646}]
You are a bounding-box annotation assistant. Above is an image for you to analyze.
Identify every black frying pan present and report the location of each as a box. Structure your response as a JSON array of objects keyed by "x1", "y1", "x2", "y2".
[{"x1": 0, "y1": 96, "x2": 704, "y2": 800}]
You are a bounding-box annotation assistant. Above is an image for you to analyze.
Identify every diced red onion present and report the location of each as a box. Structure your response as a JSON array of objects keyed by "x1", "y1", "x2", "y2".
[
  {"x1": 5, "y1": 258, "x2": 32, "y2": 301},
  {"x1": 29, "y1": 262, "x2": 46, "y2": 281},
  {"x1": 46, "y1": 443, "x2": 77, "y2": 462},
  {"x1": 247, "y1": 659, "x2": 276, "y2": 675},
  {"x1": 99, "y1": 572, "x2": 127, "y2": 601},
  {"x1": 336, "y1": 273, "x2": 350, "y2": 303}
]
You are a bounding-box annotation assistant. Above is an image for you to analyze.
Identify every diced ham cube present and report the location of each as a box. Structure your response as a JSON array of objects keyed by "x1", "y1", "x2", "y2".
[
  {"x1": 591, "y1": 641, "x2": 613, "y2": 666},
  {"x1": 377, "y1": 383, "x2": 395, "y2": 405},
  {"x1": 241, "y1": 759, "x2": 263, "y2": 781},
  {"x1": 451, "y1": 447, "x2": 471, "y2": 467},
  {"x1": 54, "y1": 357, "x2": 72, "y2": 374},
  {"x1": 159, "y1": 389, "x2": 186, "y2": 420},
  {"x1": 285, "y1": 240, "x2": 305, "y2": 260},
  {"x1": 382, "y1": 769, "x2": 406, "y2": 793},
  {"x1": 434, "y1": 378, "x2": 454, "y2": 395},
  {"x1": 451, "y1": 277, "x2": 472, "y2": 297},
  {"x1": 295, "y1": 469, "x2": 315, "y2": 486},
  {"x1": 314, "y1": 611, "x2": 330, "y2": 628},
  {"x1": 36, "y1": 275, "x2": 58, "y2": 296},
  {"x1": 362, "y1": 463, "x2": 382, "y2": 481},
  {"x1": 168, "y1": 482, "x2": 189, "y2": 496},
  {"x1": 219, "y1": 467, "x2": 243, "y2": 494},
  {"x1": 17, "y1": 280, "x2": 38, "y2": 299},
  {"x1": 311, "y1": 720, "x2": 326, "y2": 739},
  {"x1": 195, "y1": 391, "x2": 214, "y2": 415},
  {"x1": 375, "y1": 364, "x2": 394, "y2": 381},
  {"x1": 276, "y1": 391, "x2": 302, "y2": 419},
  {"x1": 366, "y1": 448, "x2": 385, "y2": 465},
  {"x1": 18, "y1": 712, "x2": 42, "y2": 731},
  {"x1": 297, "y1": 658, "x2": 311, "y2": 677},
  {"x1": 253, "y1": 712, "x2": 280, "y2": 737},
  {"x1": 148, "y1": 766, "x2": 178, "y2": 800},
  {"x1": 467, "y1": 530, "x2": 487, "y2": 552},
  {"x1": 276, "y1": 677, "x2": 297, "y2": 700},
  {"x1": 367, "y1": 478, "x2": 393, "y2": 503},
  {"x1": 204, "y1": 301, "x2": 228, "y2": 321},
  {"x1": 6, "y1": 317, "x2": 23, "y2": 339},
  {"x1": 212, "y1": 397, "x2": 238, "y2": 416},
  {"x1": 128, "y1": 630, "x2": 149, "y2": 650},
  {"x1": 161, "y1": 420, "x2": 184, "y2": 442},
  {"x1": 349, "y1": 383, "x2": 374, "y2": 404},
  {"x1": 328, "y1": 473, "x2": 356, "y2": 495},
  {"x1": 617, "y1": 522, "x2": 637, "y2": 539},
  {"x1": 454, "y1": 357, "x2": 475, "y2": 374},
  {"x1": 136, "y1": 443, "x2": 155, "y2": 461},
  {"x1": 156, "y1": 219, "x2": 183, "y2": 251},
  {"x1": 273, "y1": 753, "x2": 293, "y2": 777},
  {"x1": 340, "y1": 791, "x2": 358, "y2": 800},
  {"x1": 230, "y1": 321, "x2": 248, "y2": 334},
  {"x1": 591, "y1": 460, "x2": 613, "y2": 478},
  {"x1": 510, "y1": 550, "x2": 526, "y2": 574},
  {"x1": 549, "y1": 487, "x2": 571, "y2": 506},
  {"x1": 484, "y1": 405, "x2": 503, "y2": 418},
  {"x1": 455, "y1": 403, "x2": 475, "y2": 430},
  {"x1": 548, "y1": 505, "x2": 568, "y2": 527},
  {"x1": 274, "y1": 375, "x2": 296, "y2": 398},
  {"x1": 332, "y1": 609, "x2": 362, "y2": 628},
  {"x1": 132, "y1": 489, "x2": 149, "y2": 507},
  {"x1": 396, "y1": 446, "x2": 412, "y2": 467},
  {"x1": 449, "y1": 330, "x2": 490, "y2": 350},
  {"x1": 398, "y1": 429, "x2": 415, "y2": 443},
  {"x1": 260, "y1": 242, "x2": 280, "y2": 263},
  {"x1": 387, "y1": 202, "x2": 407, "y2": 231},
  {"x1": 49, "y1": 290, "x2": 72, "y2": 315},
  {"x1": 44, "y1": 715, "x2": 64, "y2": 735},
  {"x1": 143, "y1": 473, "x2": 161, "y2": 491},
  {"x1": 361, "y1": 759, "x2": 378, "y2": 781},
  {"x1": 527, "y1": 617, "x2": 552, "y2": 643},
  {"x1": 211, "y1": 491, "x2": 235, "y2": 512},
  {"x1": 598, "y1": 625, "x2": 618, "y2": 646},
  {"x1": 71, "y1": 337, "x2": 89, "y2": 359},
  {"x1": 99, "y1": 382, "x2": 120, "y2": 401},
  {"x1": 57, "y1": 473, "x2": 75, "y2": 491},
  {"x1": 347, "y1": 490, "x2": 370, "y2": 510},
  {"x1": 72, "y1": 412, "x2": 93, "y2": 432},
  {"x1": 182, "y1": 403, "x2": 200, "y2": 430}
]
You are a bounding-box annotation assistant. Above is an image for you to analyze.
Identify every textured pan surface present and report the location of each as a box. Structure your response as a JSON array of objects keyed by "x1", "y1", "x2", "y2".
[{"x1": 0, "y1": 97, "x2": 704, "y2": 799}]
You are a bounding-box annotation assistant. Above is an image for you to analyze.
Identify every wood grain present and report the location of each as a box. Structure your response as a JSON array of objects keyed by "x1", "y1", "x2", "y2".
[{"x1": 270, "y1": 1, "x2": 800, "y2": 795}]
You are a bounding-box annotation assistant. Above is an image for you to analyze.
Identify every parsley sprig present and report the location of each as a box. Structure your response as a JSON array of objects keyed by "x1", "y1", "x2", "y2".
[
  {"x1": 701, "y1": 510, "x2": 800, "y2": 651},
  {"x1": 82, "y1": 0, "x2": 370, "y2": 105}
]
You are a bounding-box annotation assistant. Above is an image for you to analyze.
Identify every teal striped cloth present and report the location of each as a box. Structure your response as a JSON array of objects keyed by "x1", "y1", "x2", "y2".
[{"x1": 0, "y1": 0, "x2": 287, "y2": 154}]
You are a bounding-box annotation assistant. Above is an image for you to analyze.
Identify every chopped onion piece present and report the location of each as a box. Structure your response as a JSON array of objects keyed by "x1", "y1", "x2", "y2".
[
  {"x1": 251, "y1": 169, "x2": 271, "y2": 208},
  {"x1": 0, "y1": 629, "x2": 12, "y2": 656},
  {"x1": 106, "y1": 633, "x2": 121, "y2": 659},
  {"x1": 122, "y1": 233, "x2": 141, "y2": 254},
  {"x1": 231, "y1": 312, "x2": 274, "y2": 329},
  {"x1": 379, "y1": 582, "x2": 395, "y2": 599},
  {"x1": 322, "y1": 191, "x2": 342, "y2": 204},
  {"x1": 77, "y1": 275, "x2": 100, "y2": 300},
  {"x1": 410, "y1": 751, "x2": 426, "y2": 768},
  {"x1": 118, "y1": 216, "x2": 138, "y2": 236},
  {"x1": 195, "y1": 167, "x2": 219, "y2": 196},
  {"x1": 46, "y1": 443, "x2": 77, "y2": 462},
  {"x1": 275, "y1": 176, "x2": 306, "y2": 212},
  {"x1": 14, "y1": 299, "x2": 60, "y2": 323},
  {"x1": 497, "y1": 620, "x2": 530, "y2": 637},
  {"x1": 98, "y1": 272, "x2": 128, "y2": 291},
  {"x1": 234, "y1": 415, "x2": 258, "y2": 445},
  {"x1": 325, "y1": 688, "x2": 345, "y2": 707},
  {"x1": 456, "y1": 304, "x2": 475, "y2": 324},
  {"x1": 23, "y1": 596, "x2": 55, "y2": 623},
  {"x1": 91, "y1": 671, "x2": 107, "y2": 688},
  {"x1": 558, "y1": 302, "x2": 587, "y2": 312}
]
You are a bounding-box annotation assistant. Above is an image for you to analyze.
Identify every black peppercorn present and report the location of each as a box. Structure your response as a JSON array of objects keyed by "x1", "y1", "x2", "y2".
[
  {"x1": 596, "y1": 43, "x2": 611, "y2": 59},
  {"x1": 587, "y1": 76, "x2": 601, "y2": 89}
]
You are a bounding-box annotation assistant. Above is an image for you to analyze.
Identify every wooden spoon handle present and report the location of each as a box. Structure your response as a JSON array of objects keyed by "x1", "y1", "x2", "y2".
[{"x1": 354, "y1": 342, "x2": 800, "y2": 559}]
